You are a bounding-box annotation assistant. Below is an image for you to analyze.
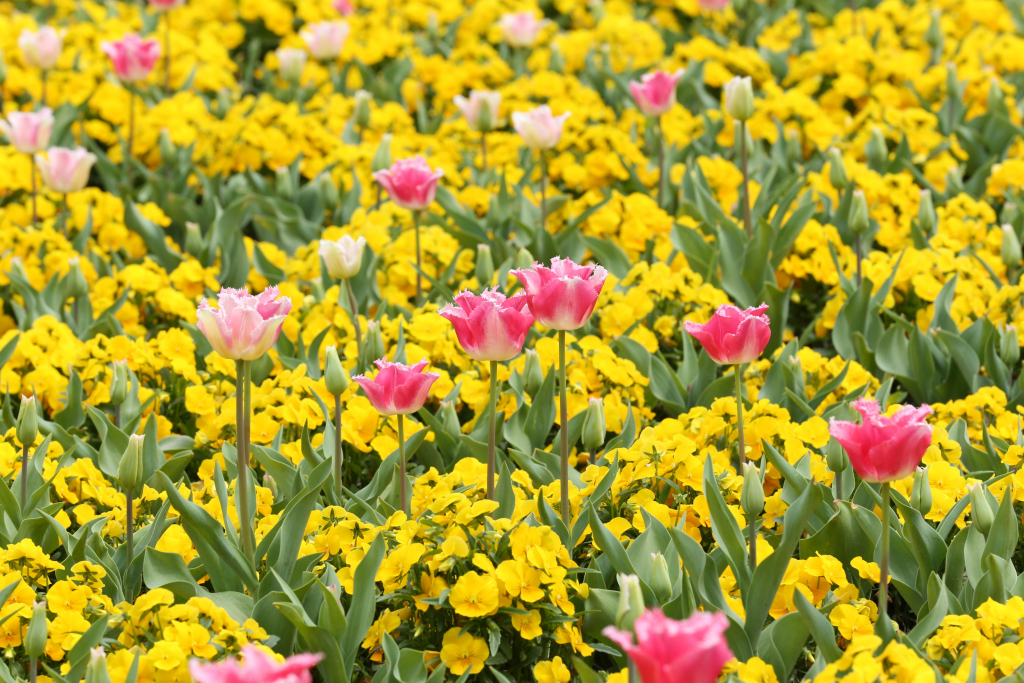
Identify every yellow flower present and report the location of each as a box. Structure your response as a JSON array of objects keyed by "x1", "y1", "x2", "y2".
[
  {"x1": 439, "y1": 627, "x2": 489, "y2": 676},
  {"x1": 147, "y1": 640, "x2": 187, "y2": 671},
  {"x1": 534, "y1": 657, "x2": 571, "y2": 683},
  {"x1": 495, "y1": 560, "x2": 545, "y2": 602},
  {"x1": 449, "y1": 571, "x2": 499, "y2": 618},
  {"x1": 511, "y1": 608, "x2": 543, "y2": 640}
]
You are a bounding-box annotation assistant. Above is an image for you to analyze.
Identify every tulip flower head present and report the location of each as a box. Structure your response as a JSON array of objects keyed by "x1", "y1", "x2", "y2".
[
  {"x1": 333, "y1": 0, "x2": 354, "y2": 15},
  {"x1": 319, "y1": 234, "x2": 366, "y2": 280},
  {"x1": 698, "y1": 0, "x2": 730, "y2": 10},
  {"x1": 604, "y1": 609, "x2": 733, "y2": 683},
  {"x1": 35, "y1": 147, "x2": 97, "y2": 194},
  {"x1": 18, "y1": 26, "x2": 64, "y2": 71},
  {"x1": 629, "y1": 69, "x2": 684, "y2": 117},
  {"x1": 275, "y1": 48, "x2": 307, "y2": 82},
  {"x1": 499, "y1": 12, "x2": 548, "y2": 47},
  {"x1": 439, "y1": 289, "x2": 535, "y2": 362},
  {"x1": 353, "y1": 359, "x2": 440, "y2": 415},
  {"x1": 300, "y1": 21, "x2": 349, "y2": 61},
  {"x1": 190, "y1": 645, "x2": 323, "y2": 683},
  {"x1": 684, "y1": 303, "x2": 771, "y2": 365},
  {"x1": 454, "y1": 90, "x2": 502, "y2": 132},
  {"x1": 511, "y1": 257, "x2": 607, "y2": 331},
  {"x1": 147, "y1": 0, "x2": 186, "y2": 12},
  {"x1": 101, "y1": 34, "x2": 161, "y2": 83},
  {"x1": 196, "y1": 287, "x2": 293, "y2": 361},
  {"x1": 828, "y1": 398, "x2": 933, "y2": 483},
  {"x1": 0, "y1": 108, "x2": 54, "y2": 154},
  {"x1": 512, "y1": 105, "x2": 570, "y2": 151},
  {"x1": 373, "y1": 157, "x2": 444, "y2": 212}
]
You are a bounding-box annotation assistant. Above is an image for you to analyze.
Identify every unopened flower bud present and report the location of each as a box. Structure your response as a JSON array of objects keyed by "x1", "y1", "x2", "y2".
[
  {"x1": 925, "y1": 10, "x2": 942, "y2": 48},
  {"x1": 118, "y1": 433, "x2": 146, "y2": 493},
  {"x1": 724, "y1": 76, "x2": 754, "y2": 122},
  {"x1": 264, "y1": 474, "x2": 278, "y2": 499},
  {"x1": 516, "y1": 247, "x2": 534, "y2": 270},
  {"x1": 353, "y1": 89, "x2": 372, "y2": 129},
  {"x1": 110, "y1": 360, "x2": 129, "y2": 406},
  {"x1": 522, "y1": 349, "x2": 543, "y2": 397},
  {"x1": 828, "y1": 147, "x2": 848, "y2": 191},
  {"x1": 371, "y1": 134, "x2": 392, "y2": 174},
  {"x1": 649, "y1": 553, "x2": 672, "y2": 605},
  {"x1": 1000, "y1": 325, "x2": 1020, "y2": 367},
  {"x1": 475, "y1": 244, "x2": 494, "y2": 286},
  {"x1": 85, "y1": 647, "x2": 111, "y2": 683},
  {"x1": 275, "y1": 166, "x2": 294, "y2": 200},
  {"x1": 615, "y1": 574, "x2": 645, "y2": 631},
  {"x1": 826, "y1": 437, "x2": 848, "y2": 473},
  {"x1": 1002, "y1": 224, "x2": 1022, "y2": 268},
  {"x1": 1002, "y1": 203, "x2": 1018, "y2": 225},
  {"x1": 865, "y1": 127, "x2": 888, "y2": 172},
  {"x1": 158, "y1": 129, "x2": 177, "y2": 166},
  {"x1": 582, "y1": 397, "x2": 605, "y2": 453},
  {"x1": 25, "y1": 601, "x2": 46, "y2": 660},
  {"x1": 549, "y1": 43, "x2": 565, "y2": 73},
  {"x1": 65, "y1": 257, "x2": 88, "y2": 300},
  {"x1": 918, "y1": 190, "x2": 937, "y2": 237},
  {"x1": 362, "y1": 321, "x2": 385, "y2": 364},
  {"x1": 319, "y1": 173, "x2": 340, "y2": 211},
  {"x1": 741, "y1": 462, "x2": 764, "y2": 519},
  {"x1": 969, "y1": 482, "x2": 995, "y2": 535},
  {"x1": 0, "y1": 51, "x2": 7, "y2": 85},
  {"x1": 910, "y1": 467, "x2": 932, "y2": 517},
  {"x1": 16, "y1": 395, "x2": 38, "y2": 447},
  {"x1": 324, "y1": 345, "x2": 350, "y2": 396},
  {"x1": 439, "y1": 400, "x2": 461, "y2": 441},
  {"x1": 185, "y1": 221, "x2": 205, "y2": 257},
  {"x1": 849, "y1": 189, "x2": 869, "y2": 235}
]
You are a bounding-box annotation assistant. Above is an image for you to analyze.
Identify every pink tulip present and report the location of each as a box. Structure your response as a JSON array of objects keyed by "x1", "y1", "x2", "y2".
[
  {"x1": 196, "y1": 287, "x2": 293, "y2": 361},
  {"x1": 629, "y1": 69, "x2": 685, "y2": 117},
  {"x1": 511, "y1": 257, "x2": 607, "y2": 331},
  {"x1": 829, "y1": 398, "x2": 933, "y2": 483},
  {"x1": 189, "y1": 645, "x2": 323, "y2": 683},
  {"x1": 353, "y1": 359, "x2": 440, "y2": 415},
  {"x1": 0, "y1": 109, "x2": 53, "y2": 154},
  {"x1": 512, "y1": 105, "x2": 570, "y2": 150},
  {"x1": 333, "y1": 0, "x2": 354, "y2": 15},
  {"x1": 454, "y1": 90, "x2": 502, "y2": 132},
  {"x1": 440, "y1": 290, "x2": 534, "y2": 362},
  {"x1": 100, "y1": 34, "x2": 161, "y2": 83},
  {"x1": 604, "y1": 610, "x2": 732, "y2": 683},
  {"x1": 300, "y1": 21, "x2": 349, "y2": 61},
  {"x1": 147, "y1": 0, "x2": 185, "y2": 12},
  {"x1": 698, "y1": 0, "x2": 730, "y2": 10},
  {"x1": 372, "y1": 157, "x2": 444, "y2": 212},
  {"x1": 35, "y1": 147, "x2": 97, "y2": 194},
  {"x1": 18, "y1": 27, "x2": 63, "y2": 71},
  {"x1": 499, "y1": 12, "x2": 547, "y2": 48},
  {"x1": 684, "y1": 304, "x2": 771, "y2": 365}
]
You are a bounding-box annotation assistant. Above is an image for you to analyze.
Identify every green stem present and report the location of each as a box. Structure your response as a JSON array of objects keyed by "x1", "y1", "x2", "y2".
[
  {"x1": 481, "y1": 133, "x2": 488, "y2": 176},
  {"x1": 740, "y1": 121, "x2": 752, "y2": 239},
  {"x1": 347, "y1": 278, "x2": 361, "y2": 359},
  {"x1": 31, "y1": 156, "x2": 37, "y2": 227},
  {"x1": 856, "y1": 233, "x2": 862, "y2": 286},
  {"x1": 879, "y1": 482, "x2": 891, "y2": 623},
  {"x1": 20, "y1": 442, "x2": 28, "y2": 510},
  {"x1": 235, "y1": 359, "x2": 255, "y2": 566},
  {"x1": 334, "y1": 393, "x2": 343, "y2": 498},
  {"x1": 126, "y1": 90, "x2": 135, "y2": 189},
  {"x1": 540, "y1": 151, "x2": 548, "y2": 232},
  {"x1": 487, "y1": 360, "x2": 498, "y2": 500},
  {"x1": 559, "y1": 330, "x2": 570, "y2": 527},
  {"x1": 735, "y1": 364, "x2": 745, "y2": 472},
  {"x1": 115, "y1": 404, "x2": 121, "y2": 430},
  {"x1": 657, "y1": 117, "x2": 665, "y2": 208},
  {"x1": 165, "y1": 12, "x2": 172, "y2": 93},
  {"x1": 414, "y1": 211, "x2": 422, "y2": 305},
  {"x1": 126, "y1": 487, "x2": 134, "y2": 567},
  {"x1": 748, "y1": 510, "x2": 757, "y2": 569},
  {"x1": 29, "y1": 658, "x2": 36, "y2": 683},
  {"x1": 398, "y1": 414, "x2": 408, "y2": 515}
]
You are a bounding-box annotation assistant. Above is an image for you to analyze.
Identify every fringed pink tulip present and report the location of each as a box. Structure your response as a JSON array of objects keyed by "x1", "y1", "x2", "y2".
[
  {"x1": 604, "y1": 610, "x2": 733, "y2": 683},
  {"x1": 499, "y1": 12, "x2": 547, "y2": 47},
  {"x1": 196, "y1": 287, "x2": 293, "y2": 361},
  {"x1": 829, "y1": 398, "x2": 933, "y2": 483},
  {"x1": 440, "y1": 290, "x2": 534, "y2": 362},
  {"x1": 300, "y1": 21, "x2": 349, "y2": 61},
  {"x1": 629, "y1": 69, "x2": 685, "y2": 117},
  {"x1": 18, "y1": 27, "x2": 63, "y2": 71},
  {"x1": 100, "y1": 34, "x2": 161, "y2": 83},
  {"x1": 511, "y1": 257, "x2": 607, "y2": 331},
  {"x1": 684, "y1": 304, "x2": 771, "y2": 365},
  {"x1": 373, "y1": 157, "x2": 444, "y2": 212},
  {"x1": 35, "y1": 147, "x2": 97, "y2": 194},
  {"x1": 189, "y1": 645, "x2": 323, "y2": 683},
  {"x1": 0, "y1": 109, "x2": 53, "y2": 154},
  {"x1": 353, "y1": 359, "x2": 440, "y2": 416},
  {"x1": 512, "y1": 105, "x2": 570, "y2": 151}
]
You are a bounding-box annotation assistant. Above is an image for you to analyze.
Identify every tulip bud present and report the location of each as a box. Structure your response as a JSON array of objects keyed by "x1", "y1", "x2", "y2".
[
  {"x1": 516, "y1": 247, "x2": 534, "y2": 270},
  {"x1": 118, "y1": 434, "x2": 146, "y2": 493},
  {"x1": 826, "y1": 438, "x2": 848, "y2": 473},
  {"x1": 849, "y1": 189, "x2": 869, "y2": 235},
  {"x1": 1002, "y1": 224, "x2": 1022, "y2": 268},
  {"x1": 969, "y1": 482, "x2": 994, "y2": 535},
  {"x1": 1002, "y1": 203, "x2": 1018, "y2": 225},
  {"x1": 910, "y1": 467, "x2": 933, "y2": 517},
  {"x1": 184, "y1": 221, "x2": 205, "y2": 257},
  {"x1": 649, "y1": 553, "x2": 672, "y2": 604},
  {"x1": 582, "y1": 397, "x2": 605, "y2": 453},
  {"x1": 786, "y1": 129, "x2": 801, "y2": 164},
  {"x1": 549, "y1": 44, "x2": 565, "y2": 73},
  {"x1": 319, "y1": 173, "x2": 340, "y2": 211},
  {"x1": 865, "y1": 127, "x2": 888, "y2": 172},
  {"x1": 353, "y1": 89, "x2": 372, "y2": 129},
  {"x1": 828, "y1": 147, "x2": 848, "y2": 191},
  {"x1": 439, "y1": 400, "x2": 461, "y2": 441},
  {"x1": 925, "y1": 10, "x2": 942, "y2": 49},
  {"x1": 324, "y1": 345, "x2": 350, "y2": 396},
  {"x1": 918, "y1": 190, "x2": 937, "y2": 237},
  {"x1": 25, "y1": 602, "x2": 46, "y2": 660},
  {"x1": 0, "y1": 51, "x2": 7, "y2": 85},
  {"x1": 363, "y1": 321, "x2": 385, "y2": 363},
  {"x1": 8, "y1": 256, "x2": 26, "y2": 281},
  {"x1": 65, "y1": 257, "x2": 89, "y2": 300},
  {"x1": 16, "y1": 395, "x2": 38, "y2": 447},
  {"x1": 275, "y1": 166, "x2": 294, "y2": 200},
  {"x1": 264, "y1": 474, "x2": 278, "y2": 499},
  {"x1": 158, "y1": 129, "x2": 177, "y2": 166},
  {"x1": 1000, "y1": 325, "x2": 1020, "y2": 367},
  {"x1": 723, "y1": 76, "x2": 754, "y2": 122},
  {"x1": 522, "y1": 349, "x2": 543, "y2": 397},
  {"x1": 85, "y1": 648, "x2": 111, "y2": 683},
  {"x1": 371, "y1": 134, "x2": 392, "y2": 174},
  {"x1": 945, "y1": 166, "x2": 965, "y2": 195},
  {"x1": 475, "y1": 244, "x2": 495, "y2": 286},
  {"x1": 110, "y1": 361, "x2": 129, "y2": 406},
  {"x1": 988, "y1": 78, "x2": 1006, "y2": 115},
  {"x1": 615, "y1": 574, "x2": 645, "y2": 631},
  {"x1": 740, "y1": 462, "x2": 764, "y2": 519},
  {"x1": 216, "y1": 89, "x2": 232, "y2": 117}
]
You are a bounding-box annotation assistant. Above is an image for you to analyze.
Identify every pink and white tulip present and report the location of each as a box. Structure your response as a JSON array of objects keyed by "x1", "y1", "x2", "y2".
[
  {"x1": 829, "y1": 398, "x2": 934, "y2": 483},
  {"x1": 684, "y1": 304, "x2": 771, "y2": 365},
  {"x1": 440, "y1": 290, "x2": 534, "y2": 362},
  {"x1": 101, "y1": 34, "x2": 161, "y2": 83},
  {"x1": 196, "y1": 287, "x2": 293, "y2": 361},
  {"x1": 454, "y1": 90, "x2": 501, "y2": 132},
  {"x1": 512, "y1": 105, "x2": 570, "y2": 150},
  {"x1": 35, "y1": 147, "x2": 97, "y2": 194},
  {"x1": 275, "y1": 48, "x2": 308, "y2": 82},
  {"x1": 372, "y1": 157, "x2": 444, "y2": 212},
  {"x1": 499, "y1": 12, "x2": 547, "y2": 48},
  {"x1": 18, "y1": 27, "x2": 63, "y2": 71},
  {"x1": 300, "y1": 21, "x2": 349, "y2": 61},
  {"x1": 189, "y1": 645, "x2": 323, "y2": 683},
  {"x1": 0, "y1": 109, "x2": 54, "y2": 154},
  {"x1": 353, "y1": 359, "x2": 440, "y2": 415},
  {"x1": 604, "y1": 610, "x2": 733, "y2": 683},
  {"x1": 630, "y1": 69, "x2": 684, "y2": 117},
  {"x1": 511, "y1": 257, "x2": 607, "y2": 331}
]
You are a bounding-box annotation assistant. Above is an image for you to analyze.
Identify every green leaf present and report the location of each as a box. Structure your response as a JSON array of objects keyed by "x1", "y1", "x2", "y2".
[
  {"x1": 340, "y1": 535, "x2": 386, "y2": 682},
  {"x1": 793, "y1": 591, "x2": 842, "y2": 663},
  {"x1": 494, "y1": 462, "x2": 515, "y2": 519},
  {"x1": 588, "y1": 506, "x2": 656, "y2": 606},
  {"x1": 702, "y1": 455, "x2": 751, "y2": 593}
]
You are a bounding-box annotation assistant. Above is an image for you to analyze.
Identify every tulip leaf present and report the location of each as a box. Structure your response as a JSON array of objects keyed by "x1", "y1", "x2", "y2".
[{"x1": 701, "y1": 455, "x2": 752, "y2": 594}]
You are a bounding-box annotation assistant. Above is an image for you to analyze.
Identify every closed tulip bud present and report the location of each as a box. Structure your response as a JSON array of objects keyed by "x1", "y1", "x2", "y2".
[
  {"x1": 522, "y1": 348, "x2": 543, "y2": 397},
  {"x1": 723, "y1": 76, "x2": 754, "y2": 122},
  {"x1": 925, "y1": 10, "x2": 942, "y2": 48},
  {"x1": 17, "y1": 395, "x2": 38, "y2": 447},
  {"x1": 118, "y1": 434, "x2": 145, "y2": 492},
  {"x1": 0, "y1": 51, "x2": 6, "y2": 84},
  {"x1": 371, "y1": 134, "x2": 392, "y2": 173},
  {"x1": 945, "y1": 166, "x2": 964, "y2": 195},
  {"x1": 475, "y1": 244, "x2": 495, "y2": 285},
  {"x1": 353, "y1": 89, "x2": 372, "y2": 129},
  {"x1": 849, "y1": 189, "x2": 869, "y2": 235},
  {"x1": 615, "y1": 574, "x2": 645, "y2": 631},
  {"x1": 549, "y1": 43, "x2": 565, "y2": 73},
  {"x1": 319, "y1": 173, "x2": 340, "y2": 210},
  {"x1": 969, "y1": 482, "x2": 994, "y2": 535},
  {"x1": 827, "y1": 147, "x2": 848, "y2": 191},
  {"x1": 826, "y1": 437, "x2": 848, "y2": 473},
  {"x1": 1002, "y1": 203, "x2": 1018, "y2": 224},
  {"x1": 85, "y1": 648, "x2": 111, "y2": 683},
  {"x1": 184, "y1": 221, "x2": 205, "y2": 257},
  {"x1": 275, "y1": 166, "x2": 294, "y2": 200},
  {"x1": 1000, "y1": 325, "x2": 1020, "y2": 367},
  {"x1": 786, "y1": 129, "x2": 801, "y2": 164},
  {"x1": 918, "y1": 190, "x2": 937, "y2": 236},
  {"x1": 66, "y1": 257, "x2": 89, "y2": 300},
  {"x1": 110, "y1": 361, "x2": 129, "y2": 406},
  {"x1": 649, "y1": 553, "x2": 673, "y2": 604},
  {"x1": 1002, "y1": 224, "x2": 1022, "y2": 268},
  {"x1": 324, "y1": 345, "x2": 350, "y2": 395},
  {"x1": 988, "y1": 78, "x2": 1005, "y2": 115},
  {"x1": 439, "y1": 400, "x2": 461, "y2": 440},
  {"x1": 740, "y1": 462, "x2": 764, "y2": 518},
  {"x1": 865, "y1": 127, "x2": 888, "y2": 171},
  {"x1": 363, "y1": 321, "x2": 385, "y2": 363},
  {"x1": 25, "y1": 602, "x2": 47, "y2": 660},
  {"x1": 515, "y1": 247, "x2": 534, "y2": 269},
  {"x1": 264, "y1": 474, "x2": 278, "y2": 499},
  {"x1": 910, "y1": 467, "x2": 932, "y2": 516},
  {"x1": 582, "y1": 397, "x2": 605, "y2": 453},
  {"x1": 8, "y1": 256, "x2": 26, "y2": 281},
  {"x1": 158, "y1": 129, "x2": 177, "y2": 166}
]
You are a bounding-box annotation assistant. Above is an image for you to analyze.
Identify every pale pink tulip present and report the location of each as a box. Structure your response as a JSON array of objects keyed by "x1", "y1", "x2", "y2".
[
  {"x1": 147, "y1": 0, "x2": 185, "y2": 12},
  {"x1": 100, "y1": 34, "x2": 161, "y2": 83},
  {"x1": 333, "y1": 0, "x2": 354, "y2": 15},
  {"x1": 629, "y1": 69, "x2": 684, "y2": 117},
  {"x1": 189, "y1": 645, "x2": 323, "y2": 683},
  {"x1": 511, "y1": 257, "x2": 607, "y2": 331},
  {"x1": 0, "y1": 109, "x2": 54, "y2": 154},
  {"x1": 699, "y1": 0, "x2": 730, "y2": 10},
  {"x1": 372, "y1": 157, "x2": 444, "y2": 212},
  {"x1": 300, "y1": 21, "x2": 349, "y2": 61},
  {"x1": 353, "y1": 359, "x2": 440, "y2": 415},
  {"x1": 604, "y1": 610, "x2": 732, "y2": 683},
  {"x1": 454, "y1": 90, "x2": 501, "y2": 132},
  {"x1": 196, "y1": 287, "x2": 293, "y2": 361},
  {"x1": 499, "y1": 12, "x2": 547, "y2": 48},
  {"x1": 829, "y1": 398, "x2": 933, "y2": 483},
  {"x1": 18, "y1": 27, "x2": 63, "y2": 71},
  {"x1": 35, "y1": 147, "x2": 97, "y2": 194},
  {"x1": 440, "y1": 290, "x2": 534, "y2": 362},
  {"x1": 684, "y1": 304, "x2": 771, "y2": 365},
  {"x1": 512, "y1": 105, "x2": 570, "y2": 150}
]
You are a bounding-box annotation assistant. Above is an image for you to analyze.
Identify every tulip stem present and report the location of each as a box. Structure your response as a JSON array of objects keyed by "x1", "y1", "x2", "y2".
[
  {"x1": 334, "y1": 393, "x2": 343, "y2": 498},
  {"x1": 115, "y1": 404, "x2": 121, "y2": 430},
  {"x1": 20, "y1": 442, "x2": 28, "y2": 510},
  {"x1": 29, "y1": 658, "x2": 36, "y2": 683},
  {"x1": 126, "y1": 487, "x2": 134, "y2": 568},
  {"x1": 235, "y1": 359, "x2": 255, "y2": 567},
  {"x1": 41, "y1": 71, "x2": 48, "y2": 107},
  {"x1": 61, "y1": 194, "x2": 68, "y2": 238},
  {"x1": 748, "y1": 509, "x2": 757, "y2": 569},
  {"x1": 487, "y1": 360, "x2": 498, "y2": 501},
  {"x1": 414, "y1": 211, "x2": 422, "y2": 305},
  {"x1": 559, "y1": 330, "x2": 570, "y2": 527},
  {"x1": 657, "y1": 116, "x2": 666, "y2": 209},
  {"x1": 398, "y1": 414, "x2": 408, "y2": 515},
  {"x1": 734, "y1": 364, "x2": 745, "y2": 473},
  {"x1": 165, "y1": 12, "x2": 172, "y2": 93},
  {"x1": 855, "y1": 233, "x2": 862, "y2": 286},
  {"x1": 879, "y1": 482, "x2": 891, "y2": 624},
  {"x1": 30, "y1": 156, "x2": 37, "y2": 227},
  {"x1": 481, "y1": 133, "x2": 488, "y2": 176},
  {"x1": 540, "y1": 151, "x2": 548, "y2": 233},
  {"x1": 126, "y1": 90, "x2": 135, "y2": 189},
  {"x1": 740, "y1": 120, "x2": 752, "y2": 239},
  {"x1": 346, "y1": 278, "x2": 361, "y2": 358}
]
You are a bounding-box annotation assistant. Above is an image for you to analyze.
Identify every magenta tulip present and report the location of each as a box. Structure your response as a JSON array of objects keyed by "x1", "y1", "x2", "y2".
[
  {"x1": 35, "y1": 147, "x2": 97, "y2": 194},
  {"x1": 498, "y1": 12, "x2": 547, "y2": 47},
  {"x1": 373, "y1": 157, "x2": 444, "y2": 212},
  {"x1": 189, "y1": 645, "x2": 323, "y2": 683},
  {"x1": 684, "y1": 304, "x2": 771, "y2": 365},
  {"x1": 0, "y1": 109, "x2": 53, "y2": 154},
  {"x1": 512, "y1": 105, "x2": 570, "y2": 151},
  {"x1": 511, "y1": 257, "x2": 607, "y2": 331},
  {"x1": 440, "y1": 290, "x2": 534, "y2": 362},
  {"x1": 629, "y1": 69, "x2": 685, "y2": 117},
  {"x1": 353, "y1": 359, "x2": 440, "y2": 416},
  {"x1": 196, "y1": 287, "x2": 293, "y2": 361},
  {"x1": 829, "y1": 398, "x2": 933, "y2": 483},
  {"x1": 101, "y1": 34, "x2": 161, "y2": 83},
  {"x1": 18, "y1": 27, "x2": 63, "y2": 71},
  {"x1": 604, "y1": 609, "x2": 733, "y2": 683}
]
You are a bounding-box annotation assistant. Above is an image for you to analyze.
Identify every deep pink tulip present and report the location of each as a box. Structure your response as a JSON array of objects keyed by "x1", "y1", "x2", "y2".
[
  {"x1": 829, "y1": 398, "x2": 933, "y2": 483},
  {"x1": 439, "y1": 290, "x2": 534, "y2": 362},
  {"x1": 684, "y1": 303, "x2": 771, "y2": 365},
  {"x1": 629, "y1": 69, "x2": 684, "y2": 117},
  {"x1": 35, "y1": 147, "x2": 97, "y2": 194},
  {"x1": 0, "y1": 108, "x2": 53, "y2": 154},
  {"x1": 373, "y1": 157, "x2": 444, "y2": 212},
  {"x1": 512, "y1": 105, "x2": 570, "y2": 151},
  {"x1": 100, "y1": 34, "x2": 161, "y2": 83},
  {"x1": 18, "y1": 27, "x2": 64, "y2": 71},
  {"x1": 189, "y1": 645, "x2": 323, "y2": 683},
  {"x1": 196, "y1": 287, "x2": 293, "y2": 361},
  {"x1": 499, "y1": 12, "x2": 547, "y2": 47},
  {"x1": 511, "y1": 257, "x2": 607, "y2": 331},
  {"x1": 699, "y1": 0, "x2": 730, "y2": 10},
  {"x1": 333, "y1": 0, "x2": 354, "y2": 15},
  {"x1": 604, "y1": 609, "x2": 732, "y2": 683},
  {"x1": 353, "y1": 359, "x2": 440, "y2": 415},
  {"x1": 147, "y1": 0, "x2": 185, "y2": 12}
]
